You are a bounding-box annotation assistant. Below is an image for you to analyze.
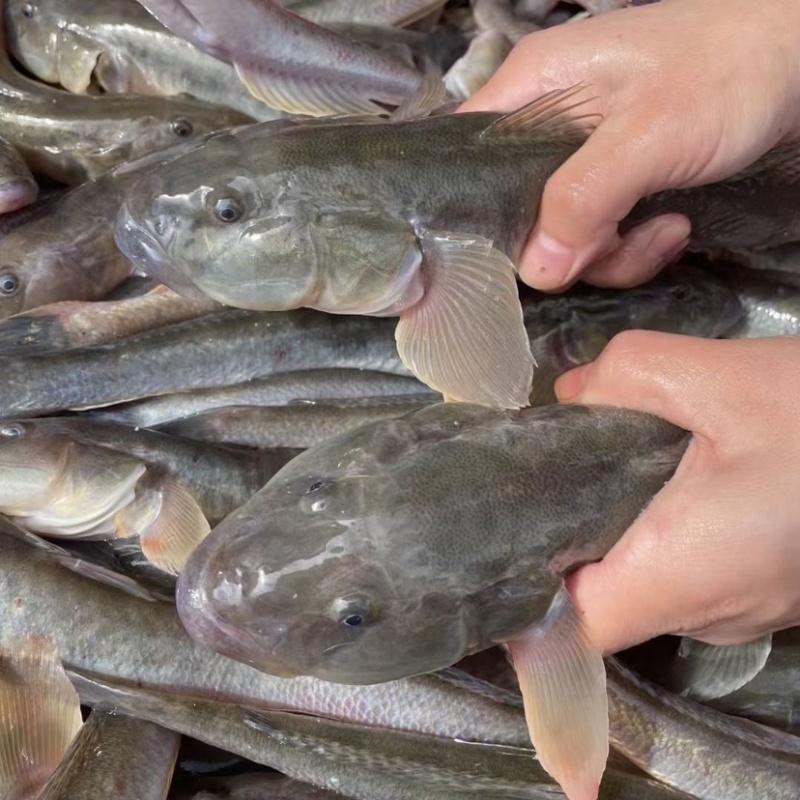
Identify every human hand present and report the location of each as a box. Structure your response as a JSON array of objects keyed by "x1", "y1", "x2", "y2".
[
  {"x1": 459, "y1": 0, "x2": 800, "y2": 290},
  {"x1": 555, "y1": 331, "x2": 800, "y2": 654}
]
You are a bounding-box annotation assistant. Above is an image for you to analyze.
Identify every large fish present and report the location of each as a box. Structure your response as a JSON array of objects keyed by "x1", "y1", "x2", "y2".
[
  {"x1": 175, "y1": 402, "x2": 690, "y2": 799},
  {"x1": 114, "y1": 89, "x2": 794, "y2": 407}
]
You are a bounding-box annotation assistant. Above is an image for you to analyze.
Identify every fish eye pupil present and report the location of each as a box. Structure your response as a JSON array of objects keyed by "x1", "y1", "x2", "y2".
[
  {"x1": 343, "y1": 614, "x2": 363, "y2": 627},
  {"x1": 213, "y1": 198, "x2": 242, "y2": 223},
  {"x1": 0, "y1": 273, "x2": 19, "y2": 296},
  {"x1": 171, "y1": 119, "x2": 193, "y2": 137},
  {"x1": 307, "y1": 480, "x2": 325, "y2": 494}
]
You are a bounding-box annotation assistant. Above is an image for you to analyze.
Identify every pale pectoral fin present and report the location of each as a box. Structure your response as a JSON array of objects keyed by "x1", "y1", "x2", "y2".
[
  {"x1": 669, "y1": 634, "x2": 772, "y2": 701},
  {"x1": 396, "y1": 231, "x2": 534, "y2": 408},
  {"x1": 507, "y1": 587, "x2": 608, "y2": 800},
  {"x1": 390, "y1": 67, "x2": 448, "y2": 122},
  {"x1": 0, "y1": 637, "x2": 83, "y2": 800}
]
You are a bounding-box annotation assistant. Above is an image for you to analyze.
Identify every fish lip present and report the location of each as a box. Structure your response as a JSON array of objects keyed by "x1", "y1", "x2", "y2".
[{"x1": 114, "y1": 201, "x2": 169, "y2": 276}]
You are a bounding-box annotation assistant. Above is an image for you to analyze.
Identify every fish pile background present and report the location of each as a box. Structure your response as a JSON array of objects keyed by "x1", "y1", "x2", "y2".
[{"x1": 0, "y1": 1, "x2": 798, "y2": 799}]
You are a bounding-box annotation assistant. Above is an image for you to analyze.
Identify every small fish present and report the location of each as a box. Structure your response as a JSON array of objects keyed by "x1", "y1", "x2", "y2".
[
  {"x1": 0, "y1": 137, "x2": 37, "y2": 214},
  {"x1": 444, "y1": 30, "x2": 513, "y2": 100},
  {"x1": 0, "y1": 418, "x2": 210, "y2": 575},
  {"x1": 280, "y1": 0, "x2": 448, "y2": 29},
  {"x1": 38, "y1": 710, "x2": 181, "y2": 800},
  {"x1": 176, "y1": 402, "x2": 690, "y2": 799},
  {"x1": 141, "y1": 0, "x2": 447, "y2": 118},
  {"x1": 0, "y1": 637, "x2": 83, "y2": 800},
  {"x1": 5, "y1": 0, "x2": 283, "y2": 122}
]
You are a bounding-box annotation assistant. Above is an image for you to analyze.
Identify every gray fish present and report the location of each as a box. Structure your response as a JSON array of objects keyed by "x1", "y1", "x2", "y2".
[
  {"x1": 176, "y1": 402, "x2": 690, "y2": 798},
  {"x1": 177, "y1": 773, "x2": 342, "y2": 800},
  {"x1": 0, "y1": 0, "x2": 252, "y2": 185},
  {"x1": 444, "y1": 30, "x2": 513, "y2": 100},
  {"x1": 93, "y1": 370, "x2": 436, "y2": 429},
  {"x1": 114, "y1": 89, "x2": 784, "y2": 407},
  {"x1": 515, "y1": 0, "x2": 561, "y2": 24},
  {"x1": 38, "y1": 711, "x2": 181, "y2": 800},
  {"x1": 73, "y1": 669, "x2": 691, "y2": 800},
  {"x1": 5, "y1": 0, "x2": 283, "y2": 122},
  {"x1": 0, "y1": 531, "x2": 532, "y2": 746},
  {"x1": 0, "y1": 284, "x2": 221, "y2": 355},
  {"x1": 0, "y1": 136, "x2": 37, "y2": 214},
  {"x1": 280, "y1": 0, "x2": 448, "y2": 28},
  {"x1": 160, "y1": 401, "x2": 433, "y2": 449},
  {"x1": 473, "y1": 0, "x2": 540, "y2": 43},
  {"x1": 606, "y1": 657, "x2": 800, "y2": 799}
]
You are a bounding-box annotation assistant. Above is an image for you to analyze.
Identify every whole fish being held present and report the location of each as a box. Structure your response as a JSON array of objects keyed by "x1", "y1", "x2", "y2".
[{"x1": 176, "y1": 402, "x2": 691, "y2": 799}]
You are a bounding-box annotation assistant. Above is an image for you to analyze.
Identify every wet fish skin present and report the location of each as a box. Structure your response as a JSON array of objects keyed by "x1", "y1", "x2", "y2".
[
  {"x1": 444, "y1": 30, "x2": 513, "y2": 100},
  {"x1": 0, "y1": 285, "x2": 222, "y2": 356},
  {"x1": 160, "y1": 401, "x2": 433, "y2": 449},
  {"x1": 0, "y1": 531, "x2": 532, "y2": 746},
  {"x1": 280, "y1": 0, "x2": 447, "y2": 28},
  {"x1": 96, "y1": 370, "x2": 436, "y2": 429},
  {"x1": 6, "y1": 0, "x2": 283, "y2": 122},
  {"x1": 178, "y1": 773, "x2": 342, "y2": 800},
  {"x1": 0, "y1": 136, "x2": 37, "y2": 214},
  {"x1": 38, "y1": 711, "x2": 181, "y2": 800},
  {"x1": 473, "y1": 0, "x2": 540, "y2": 43},
  {"x1": 606, "y1": 658, "x2": 800, "y2": 799}
]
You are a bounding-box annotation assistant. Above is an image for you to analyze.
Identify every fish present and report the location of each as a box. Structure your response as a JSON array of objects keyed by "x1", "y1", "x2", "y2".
[
  {"x1": 175, "y1": 402, "x2": 691, "y2": 799},
  {"x1": 73, "y1": 670, "x2": 693, "y2": 800},
  {"x1": 279, "y1": 0, "x2": 448, "y2": 28},
  {"x1": 515, "y1": 0, "x2": 562, "y2": 24},
  {"x1": 0, "y1": 0, "x2": 252, "y2": 185},
  {"x1": 0, "y1": 530, "x2": 533, "y2": 746},
  {"x1": 605, "y1": 657, "x2": 800, "y2": 799},
  {"x1": 93, "y1": 370, "x2": 436, "y2": 429},
  {"x1": 114, "y1": 88, "x2": 603, "y2": 407},
  {"x1": 5, "y1": 0, "x2": 283, "y2": 122},
  {"x1": 0, "y1": 637, "x2": 83, "y2": 800},
  {"x1": 473, "y1": 0, "x2": 540, "y2": 43},
  {"x1": 177, "y1": 773, "x2": 342, "y2": 800},
  {"x1": 0, "y1": 136, "x2": 37, "y2": 214},
  {"x1": 140, "y1": 0, "x2": 447, "y2": 119},
  {"x1": 0, "y1": 284, "x2": 221, "y2": 356},
  {"x1": 0, "y1": 418, "x2": 210, "y2": 575},
  {"x1": 38, "y1": 708, "x2": 181, "y2": 800},
  {"x1": 444, "y1": 30, "x2": 513, "y2": 100},
  {"x1": 160, "y1": 401, "x2": 433, "y2": 449}
]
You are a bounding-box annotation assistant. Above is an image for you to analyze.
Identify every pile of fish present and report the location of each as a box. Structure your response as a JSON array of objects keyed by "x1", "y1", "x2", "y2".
[{"x1": 0, "y1": 1, "x2": 798, "y2": 799}]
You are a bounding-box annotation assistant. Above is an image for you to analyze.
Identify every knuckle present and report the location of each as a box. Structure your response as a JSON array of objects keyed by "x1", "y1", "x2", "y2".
[{"x1": 593, "y1": 329, "x2": 660, "y2": 382}]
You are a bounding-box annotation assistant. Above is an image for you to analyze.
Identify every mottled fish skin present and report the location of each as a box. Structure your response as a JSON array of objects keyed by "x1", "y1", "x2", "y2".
[
  {"x1": 4, "y1": 417, "x2": 298, "y2": 525},
  {"x1": 93, "y1": 370, "x2": 435, "y2": 429},
  {"x1": 0, "y1": 532, "x2": 532, "y2": 747},
  {"x1": 606, "y1": 658, "x2": 800, "y2": 800},
  {"x1": 0, "y1": 136, "x2": 37, "y2": 214},
  {"x1": 0, "y1": 309, "x2": 406, "y2": 418},
  {"x1": 5, "y1": 0, "x2": 283, "y2": 122},
  {"x1": 280, "y1": 0, "x2": 447, "y2": 28},
  {"x1": 176, "y1": 402, "x2": 688, "y2": 684},
  {"x1": 74, "y1": 672, "x2": 690, "y2": 800},
  {"x1": 0, "y1": 0, "x2": 252, "y2": 185},
  {"x1": 37, "y1": 712, "x2": 181, "y2": 800},
  {"x1": 0, "y1": 285, "x2": 222, "y2": 356}
]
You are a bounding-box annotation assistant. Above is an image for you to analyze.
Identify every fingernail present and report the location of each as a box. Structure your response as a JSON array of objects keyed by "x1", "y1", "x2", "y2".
[
  {"x1": 555, "y1": 364, "x2": 591, "y2": 402},
  {"x1": 521, "y1": 233, "x2": 577, "y2": 289}
]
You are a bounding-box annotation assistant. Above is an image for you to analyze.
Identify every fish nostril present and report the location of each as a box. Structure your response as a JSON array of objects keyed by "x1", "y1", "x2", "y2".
[{"x1": 152, "y1": 217, "x2": 168, "y2": 236}]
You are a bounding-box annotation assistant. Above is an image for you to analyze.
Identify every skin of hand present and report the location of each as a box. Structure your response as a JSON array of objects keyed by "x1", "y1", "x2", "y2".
[
  {"x1": 554, "y1": 331, "x2": 800, "y2": 655},
  {"x1": 459, "y1": 0, "x2": 800, "y2": 291}
]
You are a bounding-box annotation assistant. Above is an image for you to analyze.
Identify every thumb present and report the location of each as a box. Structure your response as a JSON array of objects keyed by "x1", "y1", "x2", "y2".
[{"x1": 519, "y1": 123, "x2": 691, "y2": 291}]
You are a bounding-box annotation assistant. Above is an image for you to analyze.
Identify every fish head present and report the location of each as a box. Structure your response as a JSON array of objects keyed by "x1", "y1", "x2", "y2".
[
  {"x1": 178, "y1": 413, "x2": 476, "y2": 684},
  {"x1": 5, "y1": 0, "x2": 61, "y2": 84},
  {"x1": 115, "y1": 124, "x2": 327, "y2": 310}
]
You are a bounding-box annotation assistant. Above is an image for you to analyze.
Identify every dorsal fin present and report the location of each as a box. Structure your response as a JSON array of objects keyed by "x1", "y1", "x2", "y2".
[{"x1": 482, "y1": 84, "x2": 602, "y2": 144}]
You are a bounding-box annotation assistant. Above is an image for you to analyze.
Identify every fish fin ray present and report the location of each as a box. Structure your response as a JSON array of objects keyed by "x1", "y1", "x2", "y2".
[
  {"x1": 507, "y1": 586, "x2": 608, "y2": 800},
  {"x1": 390, "y1": 66, "x2": 448, "y2": 121},
  {"x1": 0, "y1": 637, "x2": 83, "y2": 800},
  {"x1": 482, "y1": 84, "x2": 601, "y2": 143},
  {"x1": 396, "y1": 231, "x2": 534, "y2": 408},
  {"x1": 670, "y1": 635, "x2": 772, "y2": 701}
]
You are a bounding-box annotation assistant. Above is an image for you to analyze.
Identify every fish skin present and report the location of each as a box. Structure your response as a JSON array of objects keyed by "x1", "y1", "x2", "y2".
[
  {"x1": 0, "y1": 532, "x2": 532, "y2": 747},
  {"x1": 5, "y1": 0, "x2": 283, "y2": 122},
  {"x1": 0, "y1": 136, "x2": 37, "y2": 214},
  {"x1": 160, "y1": 402, "x2": 434, "y2": 449},
  {"x1": 92, "y1": 370, "x2": 436, "y2": 429},
  {"x1": 444, "y1": 30, "x2": 513, "y2": 100},
  {"x1": 606, "y1": 658, "x2": 800, "y2": 800},
  {"x1": 280, "y1": 0, "x2": 448, "y2": 28},
  {"x1": 0, "y1": 285, "x2": 222, "y2": 356},
  {"x1": 73, "y1": 671, "x2": 691, "y2": 800},
  {"x1": 473, "y1": 0, "x2": 540, "y2": 43},
  {"x1": 2, "y1": 417, "x2": 298, "y2": 525},
  {"x1": 0, "y1": 0, "x2": 252, "y2": 185},
  {"x1": 177, "y1": 773, "x2": 342, "y2": 800},
  {"x1": 175, "y1": 402, "x2": 687, "y2": 684},
  {"x1": 37, "y1": 711, "x2": 181, "y2": 800}
]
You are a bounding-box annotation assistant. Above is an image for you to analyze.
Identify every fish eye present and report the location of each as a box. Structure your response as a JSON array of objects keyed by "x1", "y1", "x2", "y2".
[
  {"x1": 22, "y1": 3, "x2": 35, "y2": 18},
  {"x1": 171, "y1": 119, "x2": 193, "y2": 138},
  {"x1": 213, "y1": 197, "x2": 243, "y2": 223},
  {"x1": 331, "y1": 595, "x2": 371, "y2": 629},
  {"x1": 305, "y1": 479, "x2": 328, "y2": 495},
  {"x1": 0, "y1": 424, "x2": 24, "y2": 438},
  {"x1": 0, "y1": 272, "x2": 20, "y2": 296}
]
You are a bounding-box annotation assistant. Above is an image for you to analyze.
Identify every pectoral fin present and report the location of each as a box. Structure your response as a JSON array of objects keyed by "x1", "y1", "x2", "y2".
[
  {"x1": 669, "y1": 634, "x2": 772, "y2": 701},
  {"x1": 390, "y1": 67, "x2": 448, "y2": 121},
  {"x1": 507, "y1": 587, "x2": 608, "y2": 800},
  {"x1": 396, "y1": 231, "x2": 534, "y2": 408},
  {"x1": 0, "y1": 638, "x2": 83, "y2": 800}
]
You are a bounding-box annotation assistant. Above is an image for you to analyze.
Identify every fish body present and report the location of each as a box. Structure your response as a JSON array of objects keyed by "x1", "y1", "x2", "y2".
[
  {"x1": 280, "y1": 0, "x2": 448, "y2": 28},
  {"x1": 0, "y1": 136, "x2": 37, "y2": 213},
  {"x1": 6, "y1": 0, "x2": 282, "y2": 122},
  {"x1": 473, "y1": 0, "x2": 540, "y2": 42},
  {"x1": 444, "y1": 30, "x2": 513, "y2": 100}
]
